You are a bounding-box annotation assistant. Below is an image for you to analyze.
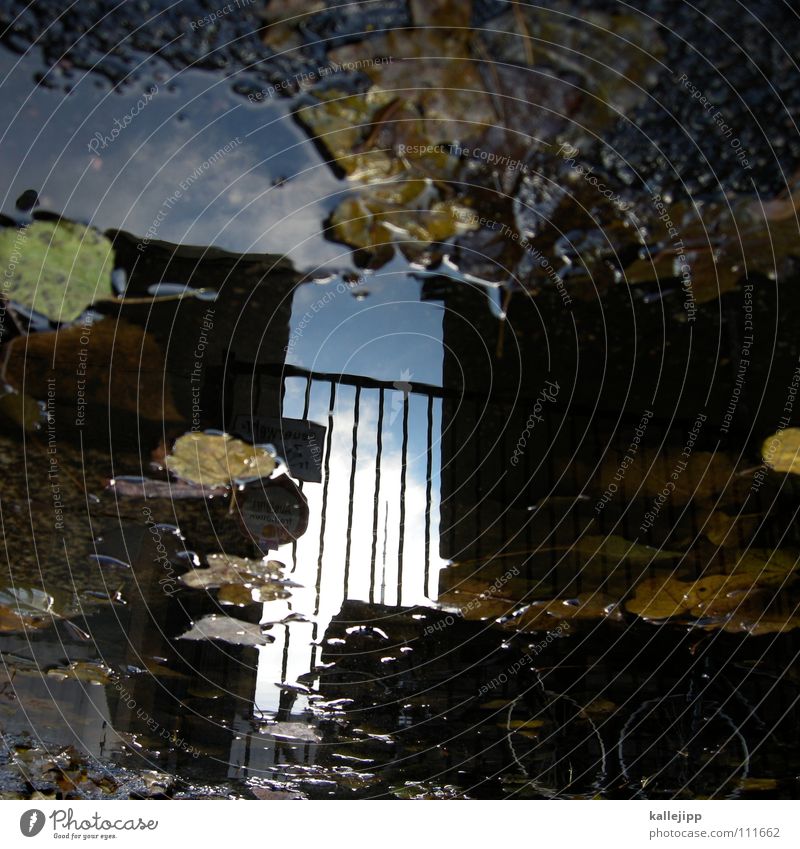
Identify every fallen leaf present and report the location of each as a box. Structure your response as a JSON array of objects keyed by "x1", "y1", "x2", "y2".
[
  {"x1": 134, "y1": 659, "x2": 189, "y2": 681},
  {"x1": 501, "y1": 593, "x2": 623, "y2": 632},
  {"x1": 46, "y1": 661, "x2": 114, "y2": 685},
  {"x1": 596, "y1": 450, "x2": 735, "y2": 505},
  {"x1": 259, "y1": 722, "x2": 321, "y2": 743},
  {"x1": 176, "y1": 614, "x2": 275, "y2": 646},
  {"x1": 479, "y1": 699, "x2": 516, "y2": 710},
  {"x1": 5, "y1": 319, "x2": 183, "y2": 422},
  {"x1": 739, "y1": 778, "x2": 778, "y2": 791},
  {"x1": 216, "y1": 584, "x2": 256, "y2": 607},
  {"x1": 627, "y1": 549, "x2": 800, "y2": 623},
  {"x1": 717, "y1": 606, "x2": 800, "y2": 636},
  {"x1": 180, "y1": 553, "x2": 285, "y2": 589},
  {"x1": 179, "y1": 553, "x2": 293, "y2": 605},
  {"x1": 479, "y1": 5, "x2": 664, "y2": 135},
  {"x1": 625, "y1": 575, "x2": 692, "y2": 620},
  {"x1": 165, "y1": 432, "x2": 276, "y2": 488},
  {"x1": 331, "y1": 31, "x2": 495, "y2": 142},
  {"x1": 0, "y1": 391, "x2": 42, "y2": 432},
  {"x1": 107, "y1": 477, "x2": 228, "y2": 499},
  {"x1": 438, "y1": 535, "x2": 677, "y2": 629},
  {"x1": 0, "y1": 587, "x2": 54, "y2": 617},
  {"x1": 296, "y1": 88, "x2": 407, "y2": 181},
  {"x1": 580, "y1": 699, "x2": 617, "y2": 717},
  {"x1": 438, "y1": 582, "x2": 518, "y2": 621},
  {"x1": 761, "y1": 427, "x2": 800, "y2": 474},
  {"x1": 0, "y1": 220, "x2": 114, "y2": 322},
  {"x1": 0, "y1": 605, "x2": 52, "y2": 633},
  {"x1": 566, "y1": 535, "x2": 682, "y2": 564},
  {"x1": 704, "y1": 511, "x2": 759, "y2": 547},
  {"x1": 506, "y1": 719, "x2": 546, "y2": 730},
  {"x1": 260, "y1": 0, "x2": 324, "y2": 52},
  {"x1": 623, "y1": 178, "x2": 800, "y2": 304},
  {"x1": 250, "y1": 787, "x2": 305, "y2": 800},
  {"x1": 329, "y1": 187, "x2": 476, "y2": 259}
]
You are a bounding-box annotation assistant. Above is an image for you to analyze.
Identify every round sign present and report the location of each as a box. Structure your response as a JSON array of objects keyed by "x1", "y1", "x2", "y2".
[{"x1": 237, "y1": 475, "x2": 309, "y2": 548}]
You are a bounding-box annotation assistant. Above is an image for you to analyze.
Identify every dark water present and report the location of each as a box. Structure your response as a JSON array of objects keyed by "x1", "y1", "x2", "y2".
[{"x1": 1, "y1": 1, "x2": 799, "y2": 800}]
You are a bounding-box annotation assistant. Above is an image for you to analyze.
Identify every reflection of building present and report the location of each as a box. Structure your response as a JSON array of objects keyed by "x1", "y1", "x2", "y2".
[
  {"x1": 111, "y1": 230, "x2": 297, "y2": 432},
  {"x1": 431, "y1": 281, "x2": 568, "y2": 567},
  {"x1": 102, "y1": 235, "x2": 299, "y2": 777},
  {"x1": 102, "y1": 240, "x2": 452, "y2": 780}
]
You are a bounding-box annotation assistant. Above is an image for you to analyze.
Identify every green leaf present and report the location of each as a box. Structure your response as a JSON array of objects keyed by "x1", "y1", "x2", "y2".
[{"x1": 0, "y1": 221, "x2": 114, "y2": 322}]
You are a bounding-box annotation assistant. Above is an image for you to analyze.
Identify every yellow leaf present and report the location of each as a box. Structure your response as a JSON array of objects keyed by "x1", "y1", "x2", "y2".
[
  {"x1": 627, "y1": 549, "x2": 800, "y2": 626},
  {"x1": 216, "y1": 584, "x2": 255, "y2": 607},
  {"x1": 502, "y1": 593, "x2": 621, "y2": 632},
  {"x1": 739, "y1": 778, "x2": 778, "y2": 791},
  {"x1": 704, "y1": 511, "x2": 759, "y2": 547},
  {"x1": 761, "y1": 427, "x2": 800, "y2": 474},
  {"x1": 165, "y1": 432, "x2": 276, "y2": 488}
]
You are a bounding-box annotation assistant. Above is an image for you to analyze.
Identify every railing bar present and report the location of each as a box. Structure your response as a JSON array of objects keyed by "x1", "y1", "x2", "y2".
[
  {"x1": 448, "y1": 401, "x2": 457, "y2": 556},
  {"x1": 397, "y1": 394, "x2": 409, "y2": 604},
  {"x1": 280, "y1": 622, "x2": 291, "y2": 685},
  {"x1": 308, "y1": 380, "x2": 336, "y2": 671},
  {"x1": 474, "y1": 396, "x2": 482, "y2": 563},
  {"x1": 233, "y1": 360, "x2": 724, "y2": 429},
  {"x1": 369, "y1": 388, "x2": 385, "y2": 604},
  {"x1": 523, "y1": 409, "x2": 534, "y2": 586},
  {"x1": 344, "y1": 385, "x2": 361, "y2": 595},
  {"x1": 314, "y1": 381, "x2": 337, "y2": 617},
  {"x1": 545, "y1": 407, "x2": 558, "y2": 595},
  {"x1": 424, "y1": 394, "x2": 434, "y2": 597},
  {"x1": 288, "y1": 375, "x2": 307, "y2": 572}
]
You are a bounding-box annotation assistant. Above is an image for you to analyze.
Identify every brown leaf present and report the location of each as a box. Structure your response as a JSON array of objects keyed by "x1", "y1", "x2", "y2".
[
  {"x1": 5, "y1": 319, "x2": 182, "y2": 422},
  {"x1": 0, "y1": 605, "x2": 52, "y2": 633}
]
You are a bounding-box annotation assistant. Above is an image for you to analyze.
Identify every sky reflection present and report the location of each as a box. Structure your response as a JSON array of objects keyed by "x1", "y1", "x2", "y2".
[{"x1": 251, "y1": 271, "x2": 449, "y2": 715}]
